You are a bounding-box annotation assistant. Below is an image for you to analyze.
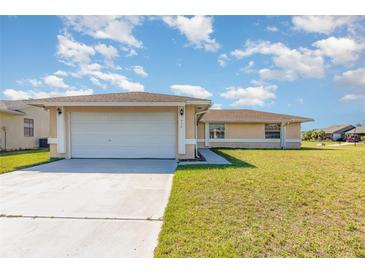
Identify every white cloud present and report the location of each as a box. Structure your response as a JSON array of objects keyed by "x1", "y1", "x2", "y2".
[
  {"x1": 43, "y1": 75, "x2": 69, "y2": 89},
  {"x1": 334, "y1": 68, "x2": 365, "y2": 101},
  {"x1": 170, "y1": 84, "x2": 212, "y2": 99},
  {"x1": 211, "y1": 103, "x2": 222, "y2": 109},
  {"x1": 292, "y1": 16, "x2": 359, "y2": 34},
  {"x1": 3, "y1": 89, "x2": 33, "y2": 100},
  {"x1": 54, "y1": 70, "x2": 68, "y2": 77},
  {"x1": 241, "y1": 61, "x2": 255, "y2": 73},
  {"x1": 89, "y1": 77, "x2": 107, "y2": 89},
  {"x1": 162, "y1": 16, "x2": 220, "y2": 52},
  {"x1": 221, "y1": 85, "x2": 277, "y2": 107},
  {"x1": 297, "y1": 98, "x2": 304, "y2": 104},
  {"x1": 95, "y1": 44, "x2": 119, "y2": 59},
  {"x1": 259, "y1": 68, "x2": 297, "y2": 81},
  {"x1": 57, "y1": 34, "x2": 95, "y2": 65},
  {"x1": 266, "y1": 26, "x2": 278, "y2": 32},
  {"x1": 122, "y1": 47, "x2": 138, "y2": 57},
  {"x1": 62, "y1": 16, "x2": 143, "y2": 48},
  {"x1": 29, "y1": 79, "x2": 42, "y2": 87},
  {"x1": 334, "y1": 67, "x2": 365, "y2": 88},
  {"x1": 340, "y1": 94, "x2": 363, "y2": 101},
  {"x1": 313, "y1": 37, "x2": 364, "y2": 65},
  {"x1": 79, "y1": 63, "x2": 144, "y2": 91},
  {"x1": 218, "y1": 54, "x2": 229, "y2": 67},
  {"x1": 3, "y1": 88, "x2": 94, "y2": 100},
  {"x1": 231, "y1": 41, "x2": 325, "y2": 81},
  {"x1": 132, "y1": 65, "x2": 148, "y2": 77}
]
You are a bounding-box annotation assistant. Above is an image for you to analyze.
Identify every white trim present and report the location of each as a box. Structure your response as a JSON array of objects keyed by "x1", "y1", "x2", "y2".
[
  {"x1": 197, "y1": 138, "x2": 302, "y2": 143},
  {"x1": 208, "y1": 138, "x2": 281, "y2": 143},
  {"x1": 67, "y1": 112, "x2": 71, "y2": 159},
  {"x1": 40, "y1": 102, "x2": 188, "y2": 107},
  {"x1": 47, "y1": 138, "x2": 57, "y2": 144},
  {"x1": 286, "y1": 138, "x2": 301, "y2": 142},
  {"x1": 185, "y1": 139, "x2": 197, "y2": 145},
  {"x1": 56, "y1": 107, "x2": 65, "y2": 153},
  {"x1": 186, "y1": 100, "x2": 211, "y2": 105},
  {"x1": 177, "y1": 106, "x2": 186, "y2": 154}
]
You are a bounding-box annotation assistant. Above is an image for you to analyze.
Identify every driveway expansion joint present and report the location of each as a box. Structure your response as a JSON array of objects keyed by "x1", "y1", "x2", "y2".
[{"x1": 0, "y1": 214, "x2": 163, "y2": 222}]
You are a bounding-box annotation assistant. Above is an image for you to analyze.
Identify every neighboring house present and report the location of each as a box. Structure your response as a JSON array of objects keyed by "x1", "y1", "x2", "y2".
[
  {"x1": 197, "y1": 109, "x2": 313, "y2": 150},
  {"x1": 320, "y1": 124, "x2": 355, "y2": 141},
  {"x1": 346, "y1": 125, "x2": 365, "y2": 138},
  {"x1": 32, "y1": 92, "x2": 313, "y2": 160},
  {"x1": 0, "y1": 100, "x2": 50, "y2": 150}
]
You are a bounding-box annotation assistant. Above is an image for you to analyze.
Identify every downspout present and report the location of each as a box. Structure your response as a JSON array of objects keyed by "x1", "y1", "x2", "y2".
[{"x1": 195, "y1": 110, "x2": 208, "y2": 158}]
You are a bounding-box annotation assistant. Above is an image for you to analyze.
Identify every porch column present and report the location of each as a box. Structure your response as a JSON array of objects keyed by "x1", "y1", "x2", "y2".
[
  {"x1": 205, "y1": 122, "x2": 209, "y2": 147},
  {"x1": 280, "y1": 123, "x2": 287, "y2": 149},
  {"x1": 177, "y1": 106, "x2": 186, "y2": 154},
  {"x1": 56, "y1": 107, "x2": 66, "y2": 153}
]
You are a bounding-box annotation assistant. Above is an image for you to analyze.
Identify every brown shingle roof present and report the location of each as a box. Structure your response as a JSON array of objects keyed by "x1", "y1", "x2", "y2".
[
  {"x1": 346, "y1": 126, "x2": 365, "y2": 134},
  {"x1": 32, "y1": 92, "x2": 211, "y2": 104},
  {"x1": 0, "y1": 100, "x2": 32, "y2": 115},
  {"x1": 320, "y1": 124, "x2": 355, "y2": 134},
  {"x1": 200, "y1": 109, "x2": 314, "y2": 123}
]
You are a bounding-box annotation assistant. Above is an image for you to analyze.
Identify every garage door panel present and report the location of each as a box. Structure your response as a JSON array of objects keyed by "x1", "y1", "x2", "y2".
[{"x1": 70, "y1": 112, "x2": 177, "y2": 158}]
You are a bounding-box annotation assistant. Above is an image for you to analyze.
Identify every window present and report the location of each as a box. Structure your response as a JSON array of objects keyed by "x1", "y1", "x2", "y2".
[
  {"x1": 265, "y1": 123, "x2": 281, "y2": 139},
  {"x1": 24, "y1": 118, "x2": 34, "y2": 137},
  {"x1": 209, "y1": 124, "x2": 225, "y2": 139}
]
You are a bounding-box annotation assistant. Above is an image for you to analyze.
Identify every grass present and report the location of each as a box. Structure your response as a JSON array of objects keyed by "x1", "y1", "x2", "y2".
[
  {"x1": 0, "y1": 149, "x2": 55, "y2": 174},
  {"x1": 155, "y1": 143, "x2": 365, "y2": 257}
]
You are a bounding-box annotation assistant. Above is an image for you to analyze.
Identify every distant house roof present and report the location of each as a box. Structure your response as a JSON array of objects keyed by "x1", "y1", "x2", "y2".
[
  {"x1": 31, "y1": 92, "x2": 212, "y2": 106},
  {"x1": 346, "y1": 126, "x2": 365, "y2": 134},
  {"x1": 0, "y1": 100, "x2": 33, "y2": 115},
  {"x1": 320, "y1": 124, "x2": 355, "y2": 134},
  {"x1": 200, "y1": 109, "x2": 314, "y2": 123}
]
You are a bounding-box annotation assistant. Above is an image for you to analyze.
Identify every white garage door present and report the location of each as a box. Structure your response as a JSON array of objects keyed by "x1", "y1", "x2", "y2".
[{"x1": 70, "y1": 112, "x2": 176, "y2": 158}]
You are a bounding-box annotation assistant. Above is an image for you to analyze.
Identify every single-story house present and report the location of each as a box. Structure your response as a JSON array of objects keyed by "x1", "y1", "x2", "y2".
[
  {"x1": 0, "y1": 100, "x2": 49, "y2": 150},
  {"x1": 320, "y1": 124, "x2": 355, "y2": 141},
  {"x1": 32, "y1": 92, "x2": 313, "y2": 160},
  {"x1": 197, "y1": 109, "x2": 313, "y2": 150},
  {"x1": 345, "y1": 125, "x2": 365, "y2": 138}
]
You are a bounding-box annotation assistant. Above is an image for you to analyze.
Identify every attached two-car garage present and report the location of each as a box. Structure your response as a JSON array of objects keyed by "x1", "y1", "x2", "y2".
[{"x1": 70, "y1": 112, "x2": 177, "y2": 159}]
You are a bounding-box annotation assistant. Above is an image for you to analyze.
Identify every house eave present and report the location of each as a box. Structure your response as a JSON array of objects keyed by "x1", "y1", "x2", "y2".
[
  {"x1": 30, "y1": 101, "x2": 211, "y2": 108},
  {"x1": 0, "y1": 109, "x2": 25, "y2": 115}
]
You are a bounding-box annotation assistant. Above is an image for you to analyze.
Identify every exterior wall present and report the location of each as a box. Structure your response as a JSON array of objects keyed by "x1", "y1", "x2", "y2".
[
  {"x1": 286, "y1": 123, "x2": 301, "y2": 139},
  {"x1": 179, "y1": 105, "x2": 196, "y2": 159},
  {"x1": 225, "y1": 123, "x2": 264, "y2": 138},
  {"x1": 49, "y1": 105, "x2": 197, "y2": 160},
  {"x1": 197, "y1": 122, "x2": 302, "y2": 149},
  {"x1": 0, "y1": 106, "x2": 49, "y2": 150}
]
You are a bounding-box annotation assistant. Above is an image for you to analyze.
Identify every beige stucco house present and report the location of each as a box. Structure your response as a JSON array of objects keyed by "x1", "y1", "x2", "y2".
[
  {"x1": 198, "y1": 109, "x2": 313, "y2": 150},
  {"x1": 0, "y1": 100, "x2": 49, "y2": 150},
  {"x1": 32, "y1": 92, "x2": 313, "y2": 160}
]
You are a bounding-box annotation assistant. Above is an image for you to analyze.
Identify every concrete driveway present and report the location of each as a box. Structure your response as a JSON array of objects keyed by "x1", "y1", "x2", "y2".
[{"x1": 0, "y1": 159, "x2": 177, "y2": 257}]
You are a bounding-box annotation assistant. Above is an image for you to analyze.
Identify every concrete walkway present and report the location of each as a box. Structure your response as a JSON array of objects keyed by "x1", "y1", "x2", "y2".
[
  {"x1": 0, "y1": 159, "x2": 177, "y2": 257},
  {"x1": 179, "y1": 148, "x2": 231, "y2": 165}
]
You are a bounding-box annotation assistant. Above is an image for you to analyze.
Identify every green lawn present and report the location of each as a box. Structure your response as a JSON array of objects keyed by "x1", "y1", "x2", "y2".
[
  {"x1": 0, "y1": 149, "x2": 53, "y2": 174},
  {"x1": 155, "y1": 143, "x2": 365, "y2": 257}
]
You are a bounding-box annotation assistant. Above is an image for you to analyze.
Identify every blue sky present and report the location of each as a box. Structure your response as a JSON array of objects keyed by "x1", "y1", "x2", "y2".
[{"x1": 1, "y1": 15, "x2": 365, "y2": 130}]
